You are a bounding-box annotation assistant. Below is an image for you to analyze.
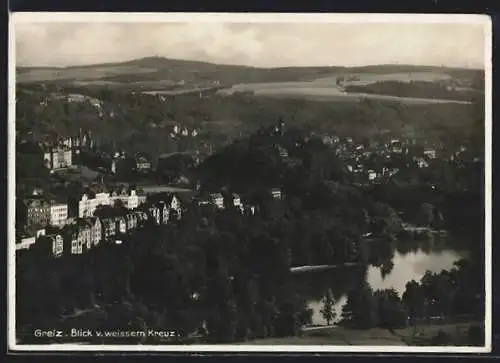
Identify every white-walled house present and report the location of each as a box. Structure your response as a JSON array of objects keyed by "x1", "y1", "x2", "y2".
[
  {"x1": 89, "y1": 217, "x2": 102, "y2": 246},
  {"x1": 100, "y1": 217, "x2": 117, "y2": 241},
  {"x1": 78, "y1": 191, "x2": 112, "y2": 218},
  {"x1": 49, "y1": 201, "x2": 68, "y2": 227},
  {"x1": 232, "y1": 193, "x2": 244, "y2": 213},
  {"x1": 367, "y1": 170, "x2": 377, "y2": 181},
  {"x1": 47, "y1": 234, "x2": 64, "y2": 257},
  {"x1": 148, "y1": 204, "x2": 161, "y2": 225},
  {"x1": 78, "y1": 188, "x2": 145, "y2": 218},
  {"x1": 16, "y1": 235, "x2": 36, "y2": 251},
  {"x1": 271, "y1": 188, "x2": 283, "y2": 200},
  {"x1": 210, "y1": 193, "x2": 225, "y2": 209},
  {"x1": 115, "y1": 216, "x2": 127, "y2": 235}
]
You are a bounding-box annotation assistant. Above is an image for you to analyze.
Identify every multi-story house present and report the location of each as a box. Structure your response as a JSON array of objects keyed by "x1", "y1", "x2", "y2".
[
  {"x1": 270, "y1": 188, "x2": 283, "y2": 200},
  {"x1": 25, "y1": 197, "x2": 51, "y2": 228},
  {"x1": 166, "y1": 194, "x2": 183, "y2": 219},
  {"x1": 46, "y1": 234, "x2": 64, "y2": 257},
  {"x1": 390, "y1": 139, "x2": 403, "y2": 154},
  {"x1": 135, "y1": 210, "x2": 149, "y2": 228},
  {"x1": 89, "y1": 217, "x2": 102, "y2": 246},
  {"x1": 157, "y1": 202, "x2": 170, "y2": 224},
  {"x1": 49, "y1": 201, "x2": 68, "y2": 227},
  {"x1": 78, "y1": 188, "x2": 113, "y2": 218},
  {"x1": 210, "y1": 193, "x2": 225, "y2": 209},
  {"x1": 424, "y1": 149, "x2": 437, "y2": 159},
  {"x1": 15, "y1": 234, "x2": 37, "y2": 251},
  {"x1": 62, "y1": 225, "x2": 83, "y2": 255},
  {"x1": 110, "y1": 188, "x2": 144, "y2": 210},
  {"x1": 100, "y1": 217, "x2": 116, "y2": 241},
  {"x1": 115, "y1": 216, "x2": 127, "y2": 235},
  {"x1": 230, "y1": 193, "x2": 244, "y2": 213},
  {"x1": 135, "y1": 156, "x2": 151, "y2": 172},
  {"x1": 125, "y1": 212, "x2": 139, "y2": 231},
  {"x1": 148, "y1": 204, "x2": 161, "y2": 224},
  {"x1": 43, "y1": 146, "x2": 72, "y2": 170},
  {"x1": 414, "y1": 157, "x2": 429, "y2": 168},
  {"x1": 76, "y1": 219, "x2": 93, "y2": 251},
  {"x1": 367, "y1": 170, "x2": 377, "y2": 181}
]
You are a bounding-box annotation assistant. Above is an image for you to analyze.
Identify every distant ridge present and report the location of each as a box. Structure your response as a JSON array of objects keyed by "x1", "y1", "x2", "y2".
[
  {"x1": 17, "y1": 56, "x2": 484, "y2": 72},
  {"x1": 16, "y1": 56, "x2": 483, "y2": 85}
]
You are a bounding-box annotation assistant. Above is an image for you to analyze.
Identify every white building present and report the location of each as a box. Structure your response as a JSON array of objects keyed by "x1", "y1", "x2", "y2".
[
  {"x1": 271, "y1": 188, "x2": 282, "y2": 200},
  {"x1": 78, "y1": 192, "x2": 112, "y2": 218},
  {"x1": 115, "y1": 217, "x2": 127, "y2": 234},
  {"x1": 232, "y1": 193, "x2": 244, "y2": 212},
  {"x1": 49, "y1": 202, "x2": 68, "y2": 227},
  {"x1": 424, "y1": 149, "x2": 437, "y2": 159},
  {"x1": 210, "y1": 193, "x2": 224, "y2": 209},
  {"x1": 47, "y1": 234, "x2": 64, "y2": 257},
  {"x1": 16, "y1": 236, "x2": 36, "y2": 251},
  {"x1": 43, "y1": 147, "x2": 72, "y2": 170},
  {"x1": 414, "y1": 157, "x2": 429, "y2": 168},
  {"x1": 111, "y1": 189, "x2": 142, "y2": 210},
  {"x1": 78, "y1": 188, "x2": 145, "y2": 218}
]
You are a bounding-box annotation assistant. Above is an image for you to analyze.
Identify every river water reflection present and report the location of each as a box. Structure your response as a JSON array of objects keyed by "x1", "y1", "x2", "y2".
[{"x1": 295, "y1": 243, "x2": 465, "y2": 325}]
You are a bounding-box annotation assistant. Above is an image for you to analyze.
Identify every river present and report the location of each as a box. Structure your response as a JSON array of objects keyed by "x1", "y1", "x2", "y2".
[{"x1": 294, "y1": 239, "x2": 466, "y2": 326}]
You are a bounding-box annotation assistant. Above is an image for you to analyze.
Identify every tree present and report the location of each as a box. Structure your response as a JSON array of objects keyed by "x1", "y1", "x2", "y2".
[
  {"x1": 341, "y1": 282, "x2": 379, "y2": 329},
  {"x1": 375, "y1": 288, "x2": 408, "y2": 330},
  {"x1": 419, "y1": 203, "x2": 435, "y2": 227},
  {"x1": 402, "y1": 280, "x2": 427, "y2": 328},
  {"x1": 320, "y1": 289, "x2": 336, "y2": 325}
]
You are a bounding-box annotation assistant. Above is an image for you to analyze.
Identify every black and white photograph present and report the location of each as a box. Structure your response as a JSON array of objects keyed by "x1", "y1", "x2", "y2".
[{"x1": 8, "y1": 13, "x2": 491, "y2": 352}]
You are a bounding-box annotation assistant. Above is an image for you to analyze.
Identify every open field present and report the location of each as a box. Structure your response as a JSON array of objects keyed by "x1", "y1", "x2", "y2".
[
  {"x1": 259, "y1": 91, "x2": 471, "y2": 105},
  {"x1": 17, "y1": 65, "x2": 157, "y2": 83},
  {"x1": 219, "y1": 85, "x2": 472, "y2": 105},
  {"x1": 143, "y1": 86, "x2": 220, "y2": 96},
  {"x1": 215, "y1": 69, "x2": 474, "y2": 104},
  {"x1": 244, "y1": 320, "x2": 482, "y2": 346},
  {"x1": 336, "y1": 71, "x2": 453, "y2": 86}
]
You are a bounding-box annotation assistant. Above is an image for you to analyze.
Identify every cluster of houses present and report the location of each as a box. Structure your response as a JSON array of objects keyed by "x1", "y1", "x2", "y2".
[
  {"x1": 16, "y1": 184, "x2": 285, "y2": 259},
  {"x1": 33, "y1": 129, "x2": 96, "y2": 171},
  {"x1": 170, "y1": 125, "x2": 200, "y2": 138},
  {"x1": 318, "y1": 132, "x2": 477, "y2": 184},
  {"x1": 77, "y1": 185, "x2": 147, "y2": 218},
  {"x1": 16, "y1": 190, "x2": 183, "y2": 257},
  {"x1": 147, "y1": 120, "x2": 200, "y2": 139}
]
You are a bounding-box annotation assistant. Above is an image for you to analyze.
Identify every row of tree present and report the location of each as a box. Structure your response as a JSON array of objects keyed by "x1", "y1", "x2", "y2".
[{"x1": 314, "y1": 258, "x2": 484, "y2": 336}]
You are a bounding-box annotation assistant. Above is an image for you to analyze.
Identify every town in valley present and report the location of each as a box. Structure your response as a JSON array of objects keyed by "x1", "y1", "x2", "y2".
[{"x1": 13, "y1": 18, "x2": 487, "y2": 348}]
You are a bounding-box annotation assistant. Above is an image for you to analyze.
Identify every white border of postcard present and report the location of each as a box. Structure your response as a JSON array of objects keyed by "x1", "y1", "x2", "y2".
[{"x1": 8, "y1": 12, "x2": 493, "y2": 353}]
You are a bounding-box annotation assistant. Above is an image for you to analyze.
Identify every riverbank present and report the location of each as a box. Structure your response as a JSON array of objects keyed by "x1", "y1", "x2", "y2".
[
  {"x1": 244, "y1": 320, "x2": 482, "y2": 346},
  {"x1": 290, "y1": 263, "x2": 359, "y2": 273}
]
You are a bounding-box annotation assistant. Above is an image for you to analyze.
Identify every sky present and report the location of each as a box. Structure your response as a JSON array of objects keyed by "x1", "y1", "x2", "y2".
[{"x1": 14, "y1": 17, "x2": 488, "y2": 69}]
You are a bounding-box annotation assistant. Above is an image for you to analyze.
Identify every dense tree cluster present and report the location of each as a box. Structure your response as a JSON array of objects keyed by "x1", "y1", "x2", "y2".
[
  {"x1": 339, "y1": 258, "x2": 483, "y2": 335},
  {"x1": 16, "y1": 83, "x2": 481, "y2": 161},
  {"x1": 16, "y1": 128, "x2": 410, "y2": 344}
]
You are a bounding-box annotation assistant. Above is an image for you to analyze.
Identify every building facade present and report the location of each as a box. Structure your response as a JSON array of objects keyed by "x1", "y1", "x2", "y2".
[
  {"x1": 89, "y1": 217, "x2": 102, "y2": 246},
  {"x1": 25, "y1": 198, "x2": 51, "y2": 228},
  {"x1": 79, "y1": 189, "x2": 145, "y2": 218},
  {"x1": 47, "y1": 234, "x2": 64, "y2": 257},
  {"x1": 78, "y1": 192, "x2": 112, "y2": 218},
  {"x1": 49, "y1": 202, "x2": 68, "y2": 227},
  {"x1": 43, "y1": 147, "x2": 72, "y2": 170}
]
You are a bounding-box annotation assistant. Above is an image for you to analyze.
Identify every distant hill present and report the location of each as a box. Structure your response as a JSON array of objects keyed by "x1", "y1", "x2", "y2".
[{"x1": 16, "y1": 56, "x2": 483, "y2": 88}]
